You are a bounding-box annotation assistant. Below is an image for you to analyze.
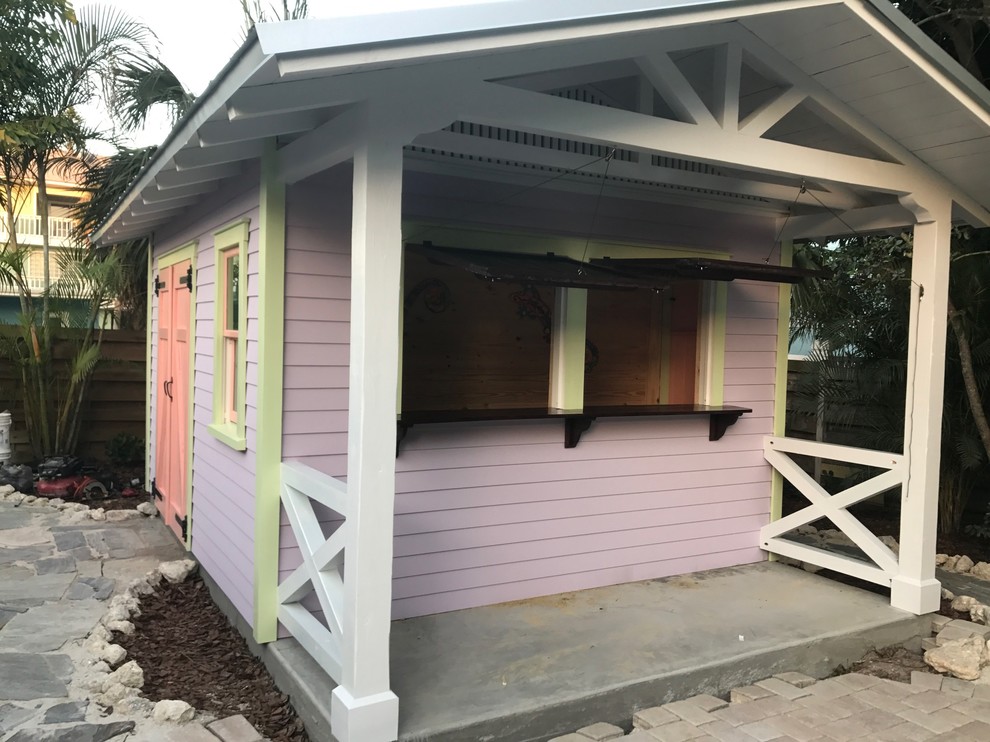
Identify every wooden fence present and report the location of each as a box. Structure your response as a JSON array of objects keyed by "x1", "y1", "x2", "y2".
[{"x1": 0, "y1": 329, "x2": 145, "y2": 464}]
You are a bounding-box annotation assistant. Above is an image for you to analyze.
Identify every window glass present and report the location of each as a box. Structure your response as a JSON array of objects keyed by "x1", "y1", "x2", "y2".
[{"x1": 225, "y1": 252, "x2": 239, "y2": 332}]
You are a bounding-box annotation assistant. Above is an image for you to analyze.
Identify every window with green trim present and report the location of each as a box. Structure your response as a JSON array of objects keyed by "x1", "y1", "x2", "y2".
[{"x1": 208, "y1": 219, "x2": 249, "y2": 450}]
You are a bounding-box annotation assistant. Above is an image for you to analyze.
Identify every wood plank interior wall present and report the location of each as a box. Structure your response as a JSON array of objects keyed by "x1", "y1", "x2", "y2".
[{"x1": 402, "y1": 252, "x2": 552, "y2": 411}]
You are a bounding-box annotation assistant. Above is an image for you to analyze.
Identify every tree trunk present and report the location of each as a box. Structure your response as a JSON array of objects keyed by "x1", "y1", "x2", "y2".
[
  {"x1": 36, "y1": 156, "x2": 51, "y2": 329},
  {"x1": 948, "y1": 298, "x2": 990, "y2": 463}
]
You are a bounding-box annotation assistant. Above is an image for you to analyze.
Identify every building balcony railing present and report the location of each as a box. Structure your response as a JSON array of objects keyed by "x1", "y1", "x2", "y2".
[{"x1": 0, "y1": 216, "x2": 76, "y2": 246}]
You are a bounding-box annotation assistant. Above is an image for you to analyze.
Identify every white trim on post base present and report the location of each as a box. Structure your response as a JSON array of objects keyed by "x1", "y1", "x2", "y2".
[
  {"x1": 332, "y1": 130, "x2": 403, "y2": 742},
  {"x1": 332, "y1": 688, "x2": 401, "y2": 742},
  {"x1": 892, "y1": 196, "x2": 952, "y2": 615}
]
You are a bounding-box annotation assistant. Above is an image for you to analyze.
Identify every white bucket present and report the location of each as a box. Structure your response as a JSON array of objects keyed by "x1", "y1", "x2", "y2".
[{"x1": 0, "y1": 411, "x2": 11, "y2": 463}]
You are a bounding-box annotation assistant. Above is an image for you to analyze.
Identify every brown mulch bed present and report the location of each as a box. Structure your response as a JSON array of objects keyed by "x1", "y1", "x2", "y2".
[{"x1": 114, "y1": 576, "x2": 309, "y2": 741}]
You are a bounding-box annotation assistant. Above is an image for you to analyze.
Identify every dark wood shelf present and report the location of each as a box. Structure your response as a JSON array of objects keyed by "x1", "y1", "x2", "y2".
[{"x1": 396, "y1": 404, "x2": 752, "y2": 452}]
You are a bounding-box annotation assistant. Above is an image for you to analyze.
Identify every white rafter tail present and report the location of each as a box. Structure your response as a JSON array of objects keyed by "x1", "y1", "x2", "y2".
[
  {"x1": 762, "y1": 537, "x2": 893, "y2": 586},
  {"x1": 636, "y1": 53, "x2": 716, "y2": 127},
  {"x1": 277, "y1": 104, "x2": 368, "y2": 185},
  {"x1": 713, "y1": 43, "x2": 742, "y2": 130},
  {"x1": 173, "y1": 140, "x2": 268, "y2": 171},
  {"x1": 739, "y1": 87, "x2": 806, "y2": 137}
]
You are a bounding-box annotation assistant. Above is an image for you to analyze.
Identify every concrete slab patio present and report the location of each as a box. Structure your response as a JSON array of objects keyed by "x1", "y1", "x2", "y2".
[{"x1": 254, "y1": 561, "x2": 929, "y2": 742}]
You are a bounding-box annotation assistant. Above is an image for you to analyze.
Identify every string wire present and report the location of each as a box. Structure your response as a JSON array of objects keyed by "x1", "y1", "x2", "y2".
[{"x1": 581, "y1": 146, "x2": 617, "y2": 264}]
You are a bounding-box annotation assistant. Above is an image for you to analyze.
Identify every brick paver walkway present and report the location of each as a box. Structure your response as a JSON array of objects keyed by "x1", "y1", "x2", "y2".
[{"x1": 553, "y1": 671, "x2": 990, "y2": 741}]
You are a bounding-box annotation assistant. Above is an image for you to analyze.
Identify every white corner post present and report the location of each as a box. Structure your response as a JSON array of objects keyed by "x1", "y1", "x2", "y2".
[
  {"x1": 892, "y1": 196, "x2": 952, "y2": 614},
  {"x1": 549, "y1": 287, "x2": 587, "y2": 410},
  {"x1": 331, "y1": 129, "x2": 403, "y2": 742}
]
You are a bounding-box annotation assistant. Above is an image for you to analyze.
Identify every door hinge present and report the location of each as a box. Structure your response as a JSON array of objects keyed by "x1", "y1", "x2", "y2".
[
  {"x1": 175, "y1": 514, "x2": 188, "y2": 541},
  {"x1": 179, "y1": 265, "x2": 193, "y2": 292},
  {"x1": 151, "y1": 479, "x2": 163, "y2": 500},
  {"x1": 154, "y1": 275, "x2": 164, "y2": 297}
]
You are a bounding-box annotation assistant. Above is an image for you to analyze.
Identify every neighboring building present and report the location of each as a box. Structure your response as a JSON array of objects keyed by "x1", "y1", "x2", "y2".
[
  {"x1": 0, "y1": 160, "x2": 84, "y2": 323},
  {"x1": 93, "y1": 0, "x2": 990, "y2": 739}
]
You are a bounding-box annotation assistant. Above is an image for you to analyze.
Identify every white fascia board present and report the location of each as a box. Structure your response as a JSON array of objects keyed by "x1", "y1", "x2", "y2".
[
  {"x1": 263, "y1": 0, "x2": 837, "y2": 79},
  {"x1": 91, "y1": 36, "x2": 270, "y2": 246}
]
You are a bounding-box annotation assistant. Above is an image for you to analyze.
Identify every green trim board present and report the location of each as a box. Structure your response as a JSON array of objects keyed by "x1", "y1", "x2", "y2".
[
  {"x1": 253, "y1": 141, "x2": 286, "y2": 643},
  {"x1": 207, "y1": 219, "x2": 250, "y2": 451},
  {"x1": 769, "y1": 241, "x2": 794, "y2": 536},
  {"x1": 157, "y1": 240, "x2": 198, "y2": 551},
  {"x1": 145, "y1": 239, "x2": 154, "y2": 496}
]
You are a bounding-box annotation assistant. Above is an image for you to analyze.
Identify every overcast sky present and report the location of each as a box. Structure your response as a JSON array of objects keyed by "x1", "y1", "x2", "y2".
[{"x1": 87, "y1": 0, "x2": 494, "y2": 150}]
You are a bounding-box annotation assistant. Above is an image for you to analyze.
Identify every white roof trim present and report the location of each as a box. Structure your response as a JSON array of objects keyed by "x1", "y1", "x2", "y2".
[{"x1": 93, "y1": 0, "x2": 990, "y2": 244}]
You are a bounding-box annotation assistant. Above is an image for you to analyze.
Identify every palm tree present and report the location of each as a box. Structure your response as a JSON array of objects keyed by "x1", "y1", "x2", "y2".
[{"x1": 790, "y1": 233, "x2": 990, "y2": 534}]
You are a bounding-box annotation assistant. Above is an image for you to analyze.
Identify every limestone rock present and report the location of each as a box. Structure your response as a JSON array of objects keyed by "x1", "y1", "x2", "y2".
[
  {"x1": 953, "y1": 595, "x2": 981, "y2": 613},
  {"x1": 7, "y1": 494, "x2": 24, "y2": 506},
  {"x1": 102, "y1": 606, "x2": 131, "y2": 624},
  {"x1": 96, "y1": 681, "x2": 139, "y2": 705},
  {"x1": 106, "y1": 620, "x2": 135, "y2": 635},
  {"x1": 127, "y1": 577, "x2": 155, "y2": 596},
  {"x1": 943, "y1": 588, "x2": 957, "y2": 601},
  {"x1": 159, "y1": 559, "x2": 198, "y2": 584},
  {"x1": 22, "y1": 496, "x2": 36, "y2": 504},
  {"x1": 973, "y1": 605, "x2": 990, "y2": 625},
  {"x1": 48, "y1": 498, "x2": 64, "y2": 508},
  {"x1": 136, "y1": 502, "x2": 156, "y2": 516},
  {"x1": 114, "y1": 695, "x2": 154, "y2": 717},
  {"x1": 972, "y1": 562, "x2": 990, "y2": 581},
  {"x1": 153, "y1": 699, "x2": 195, "y2": 723},
  {"x1": 89, "y1": 625, "x2": 113, "y2": 643},
  {"x1": 924, "y1": 636, "x2": 988, "y2": 680},
  {"x1": 108, "y1": 594, "x2": 140, "y2": 614},
  {"x1": 944, "y1": 556, "x2": 960, "y2": 572},
  {"x1": 0, "y1": 485, "x2": 13, "y2": 496},
  {"x1": 106, "y1": 510, "x2": 139, "y2": 522},
  {"x1": 958, "y1": 555, "x2": 976, "y2": 573},
  {"x1": 99, "y1": 643, "x2": 127, "y2": 666},
  {"x1": 103, "y1": 660, "x2": 143, "y2": 690},
  {"x1": 89, "y1": 508, "x2": 106, "y2": 521}
]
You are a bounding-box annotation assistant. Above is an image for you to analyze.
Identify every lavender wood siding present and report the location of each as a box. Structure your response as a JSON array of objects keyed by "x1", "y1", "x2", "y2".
[
  {"x1": 279, "y1": 166, "x2": 778, "y2": 620},
  {"x1": 153, "y1": 175, "x2": 261, "y2": 627}
]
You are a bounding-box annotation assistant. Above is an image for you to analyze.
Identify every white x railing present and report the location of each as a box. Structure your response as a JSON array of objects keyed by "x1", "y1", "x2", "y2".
[
  {"x1": 278, "y1": 461, "x2": 349, "y2": 682},
  {"x1": 761, "y1": 436, "x2": 906, "y2": 586}
]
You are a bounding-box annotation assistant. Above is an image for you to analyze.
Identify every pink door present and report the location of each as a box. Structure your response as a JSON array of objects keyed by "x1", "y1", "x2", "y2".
[{"x1": 155, "y1": 260, "x2": 191, "y2": 541}]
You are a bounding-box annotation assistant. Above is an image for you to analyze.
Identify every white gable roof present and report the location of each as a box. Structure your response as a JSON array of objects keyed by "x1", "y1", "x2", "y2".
[{"x1": 94, "y1": 0, "x2": 990, "y2": 244}]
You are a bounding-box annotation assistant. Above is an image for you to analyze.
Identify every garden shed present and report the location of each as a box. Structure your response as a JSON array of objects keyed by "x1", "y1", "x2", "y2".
[{"x1": 93, "y1": 0, "x2": 990, "y2": 739}]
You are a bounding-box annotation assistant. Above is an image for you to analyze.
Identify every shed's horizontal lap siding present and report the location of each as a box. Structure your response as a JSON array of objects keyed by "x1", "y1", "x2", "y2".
[
  {"x1": 278, "y1": 166, "x2": 779, "y2": 621},
  {"x1": 153, "y1": 179, "x2": 261, "y2": 627}
]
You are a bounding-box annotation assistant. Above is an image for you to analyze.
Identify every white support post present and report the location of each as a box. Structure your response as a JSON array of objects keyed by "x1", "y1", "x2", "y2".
[
  {"x1": 549, "y1": 287, "x2": 587, "y2": 410},
  {"x1": 891, "y1": 198, "x2": 952, "y2": 615},
  {"x1": 331, "y1": 130, "x2": 402, "y2": 742}
]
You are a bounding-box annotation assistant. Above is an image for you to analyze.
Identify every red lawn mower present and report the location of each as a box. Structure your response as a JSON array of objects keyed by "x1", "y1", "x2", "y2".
[{"x1": 34, "y1": 456, "x2": 110, "y2": 501}]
